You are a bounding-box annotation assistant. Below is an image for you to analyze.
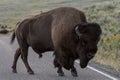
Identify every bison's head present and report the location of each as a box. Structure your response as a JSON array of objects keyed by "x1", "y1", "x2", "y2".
[{"x1": 74, "y1": 22, "x2": 102, "y2": 68}]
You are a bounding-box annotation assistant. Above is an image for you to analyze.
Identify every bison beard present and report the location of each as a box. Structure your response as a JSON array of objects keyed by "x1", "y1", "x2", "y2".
[{"x1": 11, "y1": 7, "x2": 101, "y2": 77}]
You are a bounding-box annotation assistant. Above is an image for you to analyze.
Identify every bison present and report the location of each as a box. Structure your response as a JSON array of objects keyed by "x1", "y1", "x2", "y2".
[{"x1": 11, "y1": 7, "x2": 102, "y2": 77}]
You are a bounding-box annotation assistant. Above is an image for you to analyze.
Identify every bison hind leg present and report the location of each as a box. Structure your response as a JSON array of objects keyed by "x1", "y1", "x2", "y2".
[
  {"x1": 20, "y1": 45, "x2": 34, "y2": 75},
  {"x1": 12, "y1": 48, "x2": 21, "y2": 73}
]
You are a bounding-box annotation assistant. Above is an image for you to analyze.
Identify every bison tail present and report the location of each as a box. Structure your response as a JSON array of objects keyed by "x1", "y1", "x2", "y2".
[{"x1": 10, "y1": 31, "x2": 15, "y2": 44}]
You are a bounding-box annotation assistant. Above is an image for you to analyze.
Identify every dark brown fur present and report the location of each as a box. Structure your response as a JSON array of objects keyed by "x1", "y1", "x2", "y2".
[{"x1": 11, "y1": 7, "x2": 101, "y2": 76}]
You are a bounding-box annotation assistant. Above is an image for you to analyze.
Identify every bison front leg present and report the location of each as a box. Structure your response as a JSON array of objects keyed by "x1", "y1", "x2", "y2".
[
  {"x1": 53, "y1": 56, "x2": 64, "y2": 76},
  {"x1": 57, "y1": 65, "x2": 64, "y2": 76},
  {"x1": 71, "y1": 66, "x2": 77, "y2": 77},
  {"x1": 12, "y1": 48, "x2": 21, "y2": 73},
  {"x1": 70, "y1": 58, "x2": 78, "y2": 77}
]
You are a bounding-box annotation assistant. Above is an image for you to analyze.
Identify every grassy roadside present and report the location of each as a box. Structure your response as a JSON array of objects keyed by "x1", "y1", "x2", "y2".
[{"x1": 82, "y1": 0, "x2": 120, "y2": 72}]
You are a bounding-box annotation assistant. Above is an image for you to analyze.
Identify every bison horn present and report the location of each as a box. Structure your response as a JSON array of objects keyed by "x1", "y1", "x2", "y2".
[{"x1": 75, "y1": 26, "x2": 82, "y2": 38}]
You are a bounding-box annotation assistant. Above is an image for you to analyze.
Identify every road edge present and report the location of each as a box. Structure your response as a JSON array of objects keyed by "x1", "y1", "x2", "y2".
[{"x1": 75, "y1": 60, "x2": 120, "y2": 80}]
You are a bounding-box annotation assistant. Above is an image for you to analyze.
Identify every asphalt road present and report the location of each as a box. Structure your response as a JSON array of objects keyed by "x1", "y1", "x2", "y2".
[{"x1": 0, "y1": 37, "x2": 119, "y2": 80}]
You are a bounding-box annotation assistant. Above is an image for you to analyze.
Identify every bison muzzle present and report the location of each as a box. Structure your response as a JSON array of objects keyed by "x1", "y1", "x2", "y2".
[{"x1": 11, "y1": 7, "x2": 102, "y2": 77}]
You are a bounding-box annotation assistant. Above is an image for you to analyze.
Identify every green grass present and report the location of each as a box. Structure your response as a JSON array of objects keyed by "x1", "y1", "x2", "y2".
[{"x1": 0, "y1": 0, "x2": 120, "y2": 73}]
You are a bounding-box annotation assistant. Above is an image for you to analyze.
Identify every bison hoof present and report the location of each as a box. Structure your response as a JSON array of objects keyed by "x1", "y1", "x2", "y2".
[
  {"x1": 27, "y1": 70, "x2": 34, "y2": 75},
  {"x1": 71, "y1": 70, "x2": 78, "y2": 77},
  {"x1": 58, "y1": 72, "x2": 65, "y2": 76},
  {"x1": 12, "y1": 69, "x2": 17, "y2": 73},
  {"x1": 11, "y1": 66, "x2": 17, "y2": 73},
  {"x1": 71, "y1": 72, "x2": 78, "y2": 77}
]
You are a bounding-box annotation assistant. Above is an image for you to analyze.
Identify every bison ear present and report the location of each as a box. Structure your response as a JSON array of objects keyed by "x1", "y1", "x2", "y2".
[
  {"x1": 75, "y1": 22, "x2": 88, "y2": 38},
  {"x1": 71, "y1": 25, "x2": 81, "y2": 43},
  {"x1": 75, "y1": 22, "x2": 89, "y2": 36},
  {"x1": 71, "y1": 23, "x2": 87, "y2": 43}
]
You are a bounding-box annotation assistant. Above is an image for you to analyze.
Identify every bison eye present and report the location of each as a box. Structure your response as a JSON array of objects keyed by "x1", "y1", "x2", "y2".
[{"x1": 87, "y1": 53, "x2": 94, "y2": 59}]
